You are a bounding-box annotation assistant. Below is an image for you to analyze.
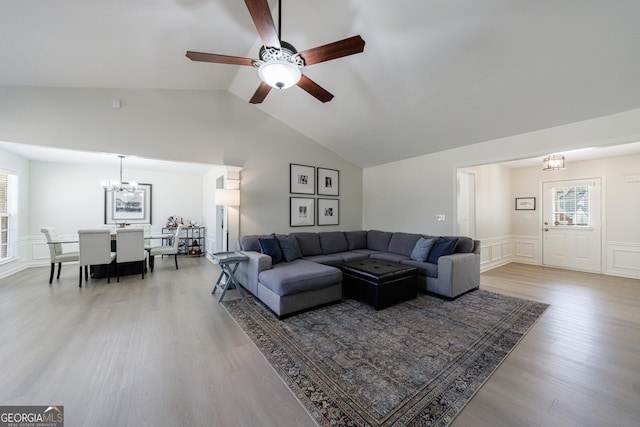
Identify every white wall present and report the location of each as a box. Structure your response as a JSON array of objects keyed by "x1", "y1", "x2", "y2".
[
  {"x1": 363, "y1": 108, "x2": 640, "y2": 278},
  {"x1": 28, "y1": 161, "x2": 205, "y2": 235},
  {"x1": 509, "y1": 153, "x2": 640, "y2": 278},
  {"x1": 0, "y1": 87, "x2": 364, "y2": 245}
]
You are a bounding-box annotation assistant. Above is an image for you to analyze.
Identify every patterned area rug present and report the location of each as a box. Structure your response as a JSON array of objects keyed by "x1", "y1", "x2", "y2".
[{"x1": 223, "y1": 290, "x2": 548, "y2": 426}]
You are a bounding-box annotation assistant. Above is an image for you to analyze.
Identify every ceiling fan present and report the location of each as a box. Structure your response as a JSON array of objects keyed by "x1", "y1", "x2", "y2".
[{"x1": 186, "y1": 0, "x2": 365, "y2": 104}]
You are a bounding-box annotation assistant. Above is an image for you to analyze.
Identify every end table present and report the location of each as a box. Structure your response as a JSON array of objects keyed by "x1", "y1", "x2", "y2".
[{"x1": 212, "y1": 251, "x2": 247, "y2": 302}]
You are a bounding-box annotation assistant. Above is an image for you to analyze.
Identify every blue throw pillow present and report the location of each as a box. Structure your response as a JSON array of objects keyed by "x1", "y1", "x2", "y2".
[
  {"x1": 426, "y1": 237, "x2": 458, "y2": 264},
  {"x1": 410, "y1": 237, "x2": 435, "y2": 262},
  {"x1": 258, "y1": 236, "x2": 283, "y2": 264},
  {"x1": 278, "y1": 236, "x2": 303, "y2": 262}
]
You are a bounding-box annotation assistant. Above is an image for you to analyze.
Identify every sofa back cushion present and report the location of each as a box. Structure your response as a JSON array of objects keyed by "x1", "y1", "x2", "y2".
[
  {"x1": 345, "y1": 230, "x2": 367, "y2": 250},
  {"x1": 240, "y1": 234, "x2": 267, "y2": 252},
  {"x1": 367, "y1": 230, "x2": 393, "y2": 252},
  {"x1": 388, "y1": 232, "x2": 422, "y2": 256},
  {"x1": 290, "y1": 232, "x2": 323, "y2": 256},
  {"x1": 318, "y1": 232, "x2": 349, "y2": 255},
  {"x1": 449, "y1": 236, "x2": 474, "y2": 253}
]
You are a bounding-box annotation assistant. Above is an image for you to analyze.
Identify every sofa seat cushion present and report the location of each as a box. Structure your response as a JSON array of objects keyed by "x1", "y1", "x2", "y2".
[
  {"x1": 259, "y1": 259, "x2": 342, "y2": 296},
  {"x1": 400, "y1": 259, "x2": 439, "y2": 278},
  {"x1": 302, "y1": 254, "x2": 345, "y2": 266},
  {"x1": 335, "y1": 251, "x2": 370, "y2": 262},
  {"x1": 351, "y1": 249, "x2": 383, "y2": 256},
  {"x1": 370, "y1": 252, "x2": 411, "y2": 263}
]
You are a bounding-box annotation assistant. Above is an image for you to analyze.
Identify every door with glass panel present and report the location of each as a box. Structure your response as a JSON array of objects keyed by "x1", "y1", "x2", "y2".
[{"x1": 542, "y1": 178, "x2": 601, "y2": 272}]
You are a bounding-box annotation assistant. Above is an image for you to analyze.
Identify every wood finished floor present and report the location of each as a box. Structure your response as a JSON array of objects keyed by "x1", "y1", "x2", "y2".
[{"x1": 1, "y1": 259, "x2": 639, "y2": 427}]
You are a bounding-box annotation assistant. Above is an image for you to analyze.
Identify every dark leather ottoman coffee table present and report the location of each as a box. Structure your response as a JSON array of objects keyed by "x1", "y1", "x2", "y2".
[{"x1": 339, "y1": 259, "x2": 417, "y2": 310}]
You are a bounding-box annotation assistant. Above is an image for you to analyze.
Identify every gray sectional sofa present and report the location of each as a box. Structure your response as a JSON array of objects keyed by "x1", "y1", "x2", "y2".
[{"x1": 236, "y1": 230, "x2": 480, "y2": 318}]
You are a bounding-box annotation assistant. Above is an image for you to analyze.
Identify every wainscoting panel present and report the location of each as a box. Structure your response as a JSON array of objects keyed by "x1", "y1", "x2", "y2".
[
  {"x1": 480, "y1": 237, "x2": 515, "y2": 272},
  {"x1": 512, "y1": 235, "x2": 540, "y2": 265},
  {"x1": 605, "y1": 242, "x2": 640, "y2": 279}
]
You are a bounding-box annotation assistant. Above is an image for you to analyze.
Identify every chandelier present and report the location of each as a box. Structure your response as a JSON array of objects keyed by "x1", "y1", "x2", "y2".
[
  {"x1": 542, "y1": 154, "x2": 566, "y2": 171},
  {"x1": 101, "y1": 155, "x2": 138, "y2": 192}
]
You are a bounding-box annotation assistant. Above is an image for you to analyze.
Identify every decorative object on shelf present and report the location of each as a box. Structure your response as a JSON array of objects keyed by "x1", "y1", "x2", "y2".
[
  {"x1": 290, "y1": 164, "x2": 315, "y2": 194},
  {"x1": 515, "y1": 197, "x2": 536, "y2": 211},
  {"x1": 317, "y1": 167, "x2": 339, "y2": 196},
  {"x1": 290, "y1": 197, "x2": 315, "y2": 227},
  {"x1": 162, "y1": 226, "x2": 205, "y2": 256},
  {"x1": 101, "y1": 155, "x2": 139, "y2": 192},
  {"x1": 105, "y1": 183, "x2": 152, "y2": 225},
  {"x1": 318, "y1": 198, "x2": 339, "y2": 225},
  {"x1": 543, "y1": 154, "x2": 565, "y2": 171}
]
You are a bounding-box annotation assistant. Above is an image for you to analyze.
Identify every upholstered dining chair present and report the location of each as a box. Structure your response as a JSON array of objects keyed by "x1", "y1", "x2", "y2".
[
  {"x1": 78, "y1": 229, "x2": 116, "y2": 287},
  {"x1": 115, "y1": 228, "x2": 146, "y2": 282},
  {"x1": 40, "y1": 227, "x2": 79, "y2": 284},
  {"x1": 147, "y1": 224, "x2": 183, "y2": 272}
]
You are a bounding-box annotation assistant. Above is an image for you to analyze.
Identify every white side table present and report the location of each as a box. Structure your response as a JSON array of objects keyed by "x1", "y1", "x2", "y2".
[{"x1": 212, "y1": 251, "x2": 247, "y2": 302}]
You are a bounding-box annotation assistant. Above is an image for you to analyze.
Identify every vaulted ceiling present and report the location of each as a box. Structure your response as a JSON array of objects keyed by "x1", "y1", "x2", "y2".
[{"x1": 2, "y1": 0, "x2": 640, "y2": 167}]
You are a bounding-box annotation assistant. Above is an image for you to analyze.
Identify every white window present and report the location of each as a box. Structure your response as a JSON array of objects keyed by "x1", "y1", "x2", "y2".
[
  {"x1": 551, "y1": 185, "x2": 590, "y2": 227},
  {"x1": 0, "y1": 171, "x2": 18, "y2": 261}
]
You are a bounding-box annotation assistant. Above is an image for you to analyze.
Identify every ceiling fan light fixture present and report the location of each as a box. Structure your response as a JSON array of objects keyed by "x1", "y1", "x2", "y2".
[{"x1": 257, "y1": 60, "x2": 301, "y2": 89}]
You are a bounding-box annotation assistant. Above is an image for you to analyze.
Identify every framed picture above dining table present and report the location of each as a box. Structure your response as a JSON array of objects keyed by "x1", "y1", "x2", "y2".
[{"x1": 105, "y1": 183, "x2": 152, "y2": 224}]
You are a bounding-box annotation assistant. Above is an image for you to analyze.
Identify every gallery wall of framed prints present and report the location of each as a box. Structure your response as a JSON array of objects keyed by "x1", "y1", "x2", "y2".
[{"x1": 289, "y1": 163, "x2": 340, "y2": 227}]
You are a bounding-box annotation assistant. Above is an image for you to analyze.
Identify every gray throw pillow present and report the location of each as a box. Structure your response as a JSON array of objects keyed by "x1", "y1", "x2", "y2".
[
  {"x1": 410, "y1": 237, "x2": 435, "y2": 262},
  {"x1": 278, "y1": 236, "x2": 303, "y2": 262}
]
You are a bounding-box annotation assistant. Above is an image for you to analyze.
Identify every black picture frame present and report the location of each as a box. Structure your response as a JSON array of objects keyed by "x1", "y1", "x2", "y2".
[
  {"x1": 317, "y1": 167, "x2": 339, "y2": 196},
  {"x1": 290, "y1": 197, "x2": 315, "y2": 227},
  {"x1": 318, "y1": 198, "x2": 339, "y2": 226},
  {"x1": 515, "y1": 197, "x2": 536, "y2": 211},
  {"x1": 290, "y1": 164, "x2": 315, "y2": 195},
  {"x1": 105, "y1": 183, "x2": 152, "y2": 225}
]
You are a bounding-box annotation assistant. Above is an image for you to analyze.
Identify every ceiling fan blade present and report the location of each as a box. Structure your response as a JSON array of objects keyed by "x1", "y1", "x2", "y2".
[
  {"x1": 186, "y1": 51, "x2": 255, "y2": 66},
  {"x1": 297, "y1": 75, "x2": 334, "y2": 103},
  {"x1": 244, "y1": 0, "x2": 281, "y2": 49},
  {"x1": 298, "y1": 35, "x2": 365, "y2": 66},
  {"x1": 249, "y1": 82, "x2": 272, "y2": 104}
]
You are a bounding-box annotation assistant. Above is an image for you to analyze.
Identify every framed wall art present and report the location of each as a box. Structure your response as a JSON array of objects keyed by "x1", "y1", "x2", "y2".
[
  {"x1": 290, "y1": 197, "x2": 315, "y2": 227},
  {"x1": 515, "y1": 197, "x2": 536, "y2": 211},
  {"x1": 290, "y1": 164, "x2": 315, "y2": 194},
  {"x1": 317, "y1": 198, "x2": 339, "y2": 226},
  {"x1": 317, "y1": 167, "x2": 339, "y2": 196},
  {"x1": 105, "y1": 183, "x2": 152, "y2": 225}
]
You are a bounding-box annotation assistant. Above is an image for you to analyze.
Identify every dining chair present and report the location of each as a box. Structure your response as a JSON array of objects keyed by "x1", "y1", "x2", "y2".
[
  {"x1": 40, "y1": 227, "x2": 79, "y2": 284},
  {"x1": 78, "y1": 229, "x2": 116, "y2": 287},
  {"x1": 147, "y1": 224, "x2": 183, "y2": 272},
  {"x1": 115, "y1": 228, "x2": 146, "y2": 282}
]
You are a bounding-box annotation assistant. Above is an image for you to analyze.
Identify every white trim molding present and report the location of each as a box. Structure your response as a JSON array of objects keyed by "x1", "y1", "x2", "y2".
[
  {"x1": 605, "y1": 241, "x2": 640, "y2": 279},
  {"x1": 480, "y1": 236, "x2": 514, "y2": 272}
]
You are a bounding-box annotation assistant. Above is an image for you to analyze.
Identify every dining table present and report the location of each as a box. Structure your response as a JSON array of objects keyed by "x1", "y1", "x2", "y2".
[{"x1": 47, "y1": 232, "x2": 166, "y2": 278}]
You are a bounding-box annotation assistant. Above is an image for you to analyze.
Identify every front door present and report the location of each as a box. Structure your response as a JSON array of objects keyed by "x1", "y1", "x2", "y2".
[{"x1": 542, "y1": 178, "x2": 602, "y2": 272}]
